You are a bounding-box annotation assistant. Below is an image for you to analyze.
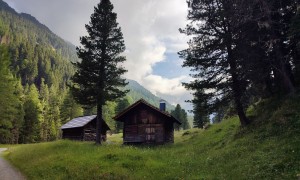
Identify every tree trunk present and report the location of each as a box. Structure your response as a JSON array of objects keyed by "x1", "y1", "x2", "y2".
[
  {"x1": 227, "y1": 44, "x2": 250, "y2": 126},
  {"x1": 96, "y1": 75, "x2": 104, "y2": 145},
  {"x1": 235, "y1": 96, "x2": 250, "y2": 126},
  {"x1": 230, "y1": 67, "x2": 250, "y2": 126},
  {"x1": 273, "y1": 43, "x2": 295, "y2": 94},
  {"x1": 95, "y1": 104, "x2": 103, "y2": 145}
]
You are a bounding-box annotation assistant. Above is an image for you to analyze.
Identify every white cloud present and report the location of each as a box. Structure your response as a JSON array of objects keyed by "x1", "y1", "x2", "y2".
[
  {"x1": 142, "y1": 75, "x2": 188, "y2": 96},
  {"x1": 141, "y1": 74, "x2": 194, "y2": 112},
  {"x1": 111, "y1": 0, "x2": 188, "y2": 80},
  {"x1": 123, "y1": 35, "x2": 166, "y2": 81},
  {"x1": 4, "y1": 0, "x2": 193, "y2": 111}
]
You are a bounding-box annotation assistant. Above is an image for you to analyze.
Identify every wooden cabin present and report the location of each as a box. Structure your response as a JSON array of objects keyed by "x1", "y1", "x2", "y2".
[
  {"x1": 114, "y1": 99, "x2": 181, "y2": 144},
  {"x1": 61, "y1": 115, "x2": 110, "y2": 141}
]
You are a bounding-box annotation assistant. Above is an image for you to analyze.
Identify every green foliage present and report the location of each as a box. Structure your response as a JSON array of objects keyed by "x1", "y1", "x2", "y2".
[
  {"x1": 289, "y1": 8, "x2": 300, "y2": 85},
  {"x1": 192, "y1": 90, "x2": 210, "y2": 128},
  {"x1": 5, "y1": 94, "x2": 300, "y2": 179},
  {"x1": 71, "y1": 0, "x2": 128, "y2": 107},
  {"x1": 0, "y1": 45, "x2": 24, "y2": 144},
  {"x1": 0, "y1": 0, "x2": 176, "y2": 144},
  {"x1": 115, "y1": 98, "x2": 130, "y2": 132},
  {"x1": 180, "y1": 0, "x2": 299, "y2": 126},
  {"x1": 171, "y1": 104, "x2": 190, "y2": 130},
  {"x1": 21, "y1": 84, "x2": 43, "y2": 143},
  {"x1": 0, "y1": 0, "x2": 81, "y2": 143},
  {"x1": 102, "y1": 101, "x2": 117, "y2": 132},
  {"x1": 60, "y1": 91, "x2": 83, "y2": 125},
  {"x1": 71, "y1": 0, "x2": 128, "y2": 144}
]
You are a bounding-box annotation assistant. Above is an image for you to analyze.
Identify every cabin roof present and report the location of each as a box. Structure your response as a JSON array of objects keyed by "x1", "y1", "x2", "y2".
[
  {"x1": 61, "y1": 115, "x2": 110, "y2": 130},
  {"x1": 114, "y1": 99, "x2": 181, "y2": 124}
]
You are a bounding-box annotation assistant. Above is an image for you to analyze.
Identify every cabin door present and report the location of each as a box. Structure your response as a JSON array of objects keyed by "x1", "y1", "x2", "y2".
[{"x1": 145, "y1": 126, "x2": 155, "y2": 142}]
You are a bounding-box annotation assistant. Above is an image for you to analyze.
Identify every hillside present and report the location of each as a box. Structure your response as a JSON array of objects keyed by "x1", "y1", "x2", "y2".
[
  {"x1": 0, "y1": 0, "x2": 81, "y2": 143},
  {"x1": 126, "y1": 79, "x2": 175, "y2": 111},
  {"x1": 0, "y1": 0, "x2": 175, "y2": 106},
  {"x1": 0, "y1": 0, "x2": 78, "y2": 87},
  {"x1": 0, "y1": 0, "x2": 179, "y2": 143},
  {"x1": 2, "y1": 94, "x2": 300, "y2": 179}
]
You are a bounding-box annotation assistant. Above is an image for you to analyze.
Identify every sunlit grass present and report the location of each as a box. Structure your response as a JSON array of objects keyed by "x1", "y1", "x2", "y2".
[{"x1": 3, "y1": 94, "x2": 300, "y2": 179}]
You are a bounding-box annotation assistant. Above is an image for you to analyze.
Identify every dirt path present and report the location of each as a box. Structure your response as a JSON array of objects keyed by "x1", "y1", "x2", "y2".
[{"x1": 0, "y1": 148, "x2": 26, "y2": 180}]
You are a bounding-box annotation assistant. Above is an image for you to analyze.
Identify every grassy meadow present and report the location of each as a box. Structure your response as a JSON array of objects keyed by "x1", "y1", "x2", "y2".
[{"x1": 2, "y1": 95, "x2": 300, "y2": 179}]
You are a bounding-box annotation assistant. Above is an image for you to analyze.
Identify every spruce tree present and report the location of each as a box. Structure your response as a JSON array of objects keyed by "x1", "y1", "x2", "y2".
[
  {"x1": 0, "y1": 45, "x2": 24, "y2": 144},
  {"x1": 48, "y1": 85, "x2": 62, "y2": 140},
  {"x1": 115, "y1": 98, "x2": 130, "y2": 132},
  {"x1": 180, "y1": 109, "x2": 190, "y2": 130},
  {"x1": 171, "y1": 104, "x2": 190, "y2": 130},
  {"x1": 192, "y1": 93, "x2": 210, "y2": 128},
  {"x1": 22, "y1": 84, "x2": 43, "y2": 143},
  {"x1": 179, "y1": 0, "x2": 251, "y2": 126},
  {"x1": 39, "y1": 78, "x2": 50, "y2": 141},
  {"x1": 71, "y1": 0, "x2": 128, "y2": 144},
  {"x1": 60, "y1": 91, "x2": 83, "y2": 125}
]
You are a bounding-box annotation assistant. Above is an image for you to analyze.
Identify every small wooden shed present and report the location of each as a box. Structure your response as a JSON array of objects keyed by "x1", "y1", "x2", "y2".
[
  {"x1": 114, "y1": 99, "x2": 181, "y2": 144},
  {"x1": 61, "y1": 115, "x2": 110, "y2": 141}
]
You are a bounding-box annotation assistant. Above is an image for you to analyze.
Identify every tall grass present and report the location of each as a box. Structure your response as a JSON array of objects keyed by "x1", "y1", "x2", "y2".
[{"x1": 3, "y1": 95, "x2": 300, "y2": 179}]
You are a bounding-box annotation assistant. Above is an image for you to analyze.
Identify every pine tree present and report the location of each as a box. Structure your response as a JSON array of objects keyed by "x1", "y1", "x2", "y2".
[
  {"x1": 288, "y1": 1, "x2": 300, "y2": 86},
  {"x1": 11, "y1": 79, "x2": 24, "y2": 144},
  {"x1": 71, "y1": 0, "x2": 128, "y2": 144},
  {"x1": 180, "y1": 109, "x2": 190, "y2": 130},
  {"x1": 171, "y1": 104, "x2": 190, "y2": 130},
  {"x1": 21, "y1": 84, "x2": 43, "y2": 143},
  {"x1": 192, "y1": 94, "x2": 210, "y2": 128},
  {"x1": 102, "y1": 101, "x2": 117, "y2": 131},
  {"x1": 39, "y1": 78, "x2": 50, "y2": 141},
  {"x1": 48, "y1": 85, "x2": 62, "y2": 140},
  {"x1": 115, "y1": 98, "x2": 130, "y2": 132},
  {"x1": 179, "y1": 0, "x2": 251, "y2": 126},
  {"x1": 60, "y1": 90, "x2": 83, "y2": 125},
  {"x1": 0, "y1": 45, "x2": 24, "y2": 144}
]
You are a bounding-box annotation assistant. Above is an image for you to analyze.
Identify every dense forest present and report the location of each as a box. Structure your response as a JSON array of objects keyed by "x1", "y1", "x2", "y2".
[
  {"x1": 0, "y1": 0, "x2": 190, "y2": 144},
  {"x1": 181, "y1": 0, "x2": 300, "y2": 127},
  {"x1": 0, "y1": 0, "x2": 81, "y2": 144}
]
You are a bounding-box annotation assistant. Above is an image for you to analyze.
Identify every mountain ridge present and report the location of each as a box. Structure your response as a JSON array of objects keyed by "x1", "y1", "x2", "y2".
[
  {"x1": 0, "y1": 0, "x2": 175, "y2": 110},
  {"x1": 126, "y1": 79, "x2": 175, "y2": 111}
]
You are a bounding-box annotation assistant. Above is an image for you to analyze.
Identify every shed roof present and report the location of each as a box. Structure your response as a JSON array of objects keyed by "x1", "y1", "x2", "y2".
[
  {"x1": 61, "y1": 115, "x2": 110, "y2": 130},
  {"x1": 114, "y1": 99, "x2": 181, "y2": 124}
]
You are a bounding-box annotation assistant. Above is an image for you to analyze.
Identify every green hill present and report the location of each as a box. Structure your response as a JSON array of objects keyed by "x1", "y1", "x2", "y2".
[
  {"x1": 0, "y1": 0, "x2": 177, "y2": 141},
  {"x1": 0, "y1": 0, "x2": 173, "y2": 106},
  {"x1": 3, "y1": 94, "x2": 300, "y2": 179},
  {"x1": 126, "y1": 79, "x2": 175, "y2": 111}
]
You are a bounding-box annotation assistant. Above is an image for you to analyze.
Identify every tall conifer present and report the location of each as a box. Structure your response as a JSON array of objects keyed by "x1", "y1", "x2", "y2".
[
  {"x1": 0, "y1": 45, "x2": 24, "y2": 144},
  {"x1": 179, "y1": 0, "x2": 251, "y2": 126},
  {"x1": 71, "y1": 0, "x2": 128, "y2": 144}
]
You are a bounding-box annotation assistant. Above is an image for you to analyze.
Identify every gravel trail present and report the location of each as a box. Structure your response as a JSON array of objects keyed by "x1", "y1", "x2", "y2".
[{"x1": 0, "y1": 148, "x2": 26, "y2": 180}]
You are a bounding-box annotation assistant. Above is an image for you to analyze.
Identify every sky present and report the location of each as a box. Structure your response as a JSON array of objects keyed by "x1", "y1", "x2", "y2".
[{"x1": 4, "y1": 0, "x2": 194, "y2": 112}]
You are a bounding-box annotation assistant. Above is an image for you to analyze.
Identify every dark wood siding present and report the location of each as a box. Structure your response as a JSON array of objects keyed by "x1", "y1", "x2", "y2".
[
  {"x1": 62, "y1": 118, "x2": 109, "y2": 141},
  {"x1": 121, "y1": 103, "x2": 174, "y2": 144},
  {"x1": 62, "y1": 127, "x2": 84, "y2": 140}
]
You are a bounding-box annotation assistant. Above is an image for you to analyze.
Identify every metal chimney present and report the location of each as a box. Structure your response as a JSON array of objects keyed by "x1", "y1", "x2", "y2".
[{"x1": 159, "y1": 99, "x2": 166, "y2": 111}]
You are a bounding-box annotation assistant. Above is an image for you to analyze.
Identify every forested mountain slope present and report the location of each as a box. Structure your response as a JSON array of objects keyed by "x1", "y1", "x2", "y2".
[
  {"x1": 126, "y1": 79, "x2": 174, "y2": 111},
  {"x1": 0, "y1": 0, "x2": 77, "y2": 87},
  {"x1": 0, "y1": 0, "x2": 81, "y2": 144},
  {"x1": 0, "y1": 0, "x2": 178, "y2": 143}
]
